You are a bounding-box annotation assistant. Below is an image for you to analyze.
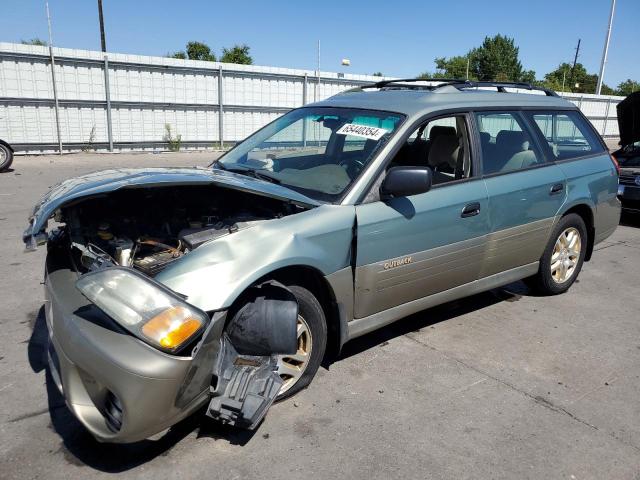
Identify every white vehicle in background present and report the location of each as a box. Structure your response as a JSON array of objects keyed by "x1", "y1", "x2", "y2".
[{"x1": 0, "y1": 139, "x2": 14, "y2": 172}]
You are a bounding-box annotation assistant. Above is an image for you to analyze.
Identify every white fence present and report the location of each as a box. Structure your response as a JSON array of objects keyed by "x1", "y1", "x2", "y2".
[{"x1": 0, "y1": 42, "x2": 624, "y2": 153}]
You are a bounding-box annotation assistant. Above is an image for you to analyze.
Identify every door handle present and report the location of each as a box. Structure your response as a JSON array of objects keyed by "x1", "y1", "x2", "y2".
[
  {"x1": 550, "y1": 183, "x2": 564, "y2": 195},
  {"x1": 461, "y1": 202, "x2": 481, "y2": 218}
]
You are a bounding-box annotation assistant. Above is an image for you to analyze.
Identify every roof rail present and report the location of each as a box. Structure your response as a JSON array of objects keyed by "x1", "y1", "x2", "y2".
[
  {"x1": 370, "y1": 78, "x2": 463, "y2": 89},
  {"x1": 442, "y1": 80, "x2": 559, "y2": 97},
  {"x1": 354, "y1": 78, "x2": 559, "y2": 97}
]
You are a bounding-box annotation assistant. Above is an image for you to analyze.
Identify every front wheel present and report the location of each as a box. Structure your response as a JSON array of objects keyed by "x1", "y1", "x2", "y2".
[
  {"x1": 526, "y1": 213, "x2": 587, "y2": 295},
  {"x1": 275, "y1": 285, "x2": 327, "y2": 400},
  {"x1": 0, "y1": 143, "x2": 13, "y2": 172}
]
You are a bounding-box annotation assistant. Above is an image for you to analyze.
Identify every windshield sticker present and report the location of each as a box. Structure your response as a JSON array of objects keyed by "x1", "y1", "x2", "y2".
[{"x1": 336, "y1": 123, "x2": 388, "y2": 141}]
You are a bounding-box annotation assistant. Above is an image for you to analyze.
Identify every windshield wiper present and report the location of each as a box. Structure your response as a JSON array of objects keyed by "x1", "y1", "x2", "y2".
[{"x1": 212, "y1": 162, "x2": 281, "y2": 184}]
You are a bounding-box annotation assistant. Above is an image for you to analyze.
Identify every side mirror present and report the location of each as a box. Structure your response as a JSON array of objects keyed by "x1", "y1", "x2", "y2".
[{"x1": 380, "y1": 166, "x2": 432, "y2": 199}]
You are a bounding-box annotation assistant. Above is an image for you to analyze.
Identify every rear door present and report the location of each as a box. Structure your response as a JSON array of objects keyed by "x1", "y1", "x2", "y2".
[{"x1": 475, "y1": 111, "x2": 567, "y2": 278}]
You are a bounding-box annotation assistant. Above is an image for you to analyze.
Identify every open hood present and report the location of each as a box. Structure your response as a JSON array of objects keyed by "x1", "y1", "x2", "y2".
[
  {"x1": 23, "y1": 166, "x2": 320, "y2": 248},
  {"x1": 617, "y1": 92, "x2": 640, "y2": 147}
]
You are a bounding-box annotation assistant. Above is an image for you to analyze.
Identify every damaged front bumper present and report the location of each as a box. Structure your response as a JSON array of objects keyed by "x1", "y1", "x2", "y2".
[
  {"x1": 44, "y1": 262, "x2": 225, "y2": 442},
  {"x1": 44, "y1": 252, "x2": 295, "y2": 443}
]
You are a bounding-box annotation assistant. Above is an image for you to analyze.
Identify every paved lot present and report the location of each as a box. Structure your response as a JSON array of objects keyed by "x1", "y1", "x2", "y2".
[{"x1": 1, "y1": 152, "x2": 639, "y2": 479}]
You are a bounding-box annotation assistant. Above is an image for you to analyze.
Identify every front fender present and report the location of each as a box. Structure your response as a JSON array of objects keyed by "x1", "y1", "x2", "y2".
[{"x1": 155, "y1": 204, "x2": 356, "y2": 312}]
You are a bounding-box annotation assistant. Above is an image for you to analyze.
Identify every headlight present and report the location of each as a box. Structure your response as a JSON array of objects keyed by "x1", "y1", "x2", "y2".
[{"x1": 76, "y1": 268, "x2": 208, "y2": 353}]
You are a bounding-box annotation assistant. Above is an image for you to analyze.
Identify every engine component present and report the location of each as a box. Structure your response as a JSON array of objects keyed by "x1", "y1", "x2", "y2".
[
  {"x1": 178, "y1": 225, "x2": 230, "y2": 250},
  {"x1": 133, "y1": 250, "x2": 181, "y2": 276},
  {"x1": 111, "y1": 237, "x2": 134, "y2": 266}
]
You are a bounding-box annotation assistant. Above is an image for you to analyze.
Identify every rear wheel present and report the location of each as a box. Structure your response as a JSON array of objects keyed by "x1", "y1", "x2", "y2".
[
  {"x1": 526, "y1": 213, "x2": 587, "y2": 295},
  {"x1": 0, "y1": 143, "x2": 13, "y2": 172},
  {"x1": 275, "y1": 285, "x2": 326, "y2": 400}
]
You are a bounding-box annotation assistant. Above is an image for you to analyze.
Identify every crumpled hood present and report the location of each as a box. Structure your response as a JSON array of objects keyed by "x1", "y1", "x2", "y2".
[{"x1": 23, "y1": 166, "x2": 320, "y2": 248}]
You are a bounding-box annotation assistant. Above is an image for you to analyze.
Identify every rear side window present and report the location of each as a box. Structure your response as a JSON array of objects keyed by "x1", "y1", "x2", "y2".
[
  {"x1": 525, "y1": 111, "x2": 603, "y2": 160},
  {"x1": 475, "y1": 112, "x2": 544, "y2": 175}
]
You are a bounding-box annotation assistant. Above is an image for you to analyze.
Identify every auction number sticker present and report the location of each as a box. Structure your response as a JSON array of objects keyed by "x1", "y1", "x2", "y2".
[{"x1": 336, "y1": 123, "x2": 388, "y2": 141}]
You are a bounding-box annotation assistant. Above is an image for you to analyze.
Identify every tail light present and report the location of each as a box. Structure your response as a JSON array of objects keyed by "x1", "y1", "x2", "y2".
[{"x1": 610, "y1": 154, "x2": 620, "y2": 176}]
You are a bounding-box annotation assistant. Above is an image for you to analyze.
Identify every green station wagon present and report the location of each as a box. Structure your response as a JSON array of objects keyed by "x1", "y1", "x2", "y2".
[{"x1": 25, "y1": 79, "x2": 621, "y2": 443}]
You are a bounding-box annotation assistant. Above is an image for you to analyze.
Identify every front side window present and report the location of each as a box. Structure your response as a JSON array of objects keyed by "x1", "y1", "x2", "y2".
[
  {"x1": 525, "y1": 110, "x2": 603, "y2": 160},
  {"x1": 218, "y1": 107, "x2": 404, "y2": 202},
  {"x1": 475, "y1": 112, "x2": 543, "y2": 175},
  {"x1": 388, "y1": 115, "x2": 472, "y2": 185}
]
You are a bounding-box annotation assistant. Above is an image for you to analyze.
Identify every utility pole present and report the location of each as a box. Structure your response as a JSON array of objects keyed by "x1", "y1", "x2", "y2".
[
  {"x1": 569, "y1": 39, "x2": 581, "y2": 91},
  {"x1": 45, "y1": 1, "x2": 63, "y2": 156},
  {"x1": 596, "y1": 0, "x2": 616, "y2": 95},
  {"x1": 97, "y1": 0, "x2": 107, "y2": 52}
]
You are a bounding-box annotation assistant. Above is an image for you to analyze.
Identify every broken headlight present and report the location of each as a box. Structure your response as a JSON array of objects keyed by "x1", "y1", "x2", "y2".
[{"x1": 76, "y1": 268, "x2": 208, "y2": 354}]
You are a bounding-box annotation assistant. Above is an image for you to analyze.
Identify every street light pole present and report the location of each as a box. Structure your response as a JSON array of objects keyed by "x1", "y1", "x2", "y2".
[
  {"x1": 45, "y1": 1, "x2": 63, "y2": 156},
  {"x1": 596, "y1": 0, "x2": 616, "y2": 95},
  {"x1": 97, "y1": 0, "x2": 107, "y2": 52}
]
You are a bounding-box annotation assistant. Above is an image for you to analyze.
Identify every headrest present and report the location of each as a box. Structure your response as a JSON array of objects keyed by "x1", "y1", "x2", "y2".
[
  {"x1": 479, "y1": 131, "x2": 491, "y2": 144},
  {"x1": 429, "y1": 126, "x2": 456, "y2": 141},
  {"x1": 496, "y1": 130, "x2": 529, "y2": 153},
  {"x1": 428, "y1": 135, "x2": 460, "y2": 169}
]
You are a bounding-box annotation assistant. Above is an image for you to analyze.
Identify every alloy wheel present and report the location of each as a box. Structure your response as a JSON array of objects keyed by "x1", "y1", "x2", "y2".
[
  {"x1": 276, "y1": 314, "x2": 313, "y2": 395},
  {"x1": 550, "y1": 227, "x2": 581, "y2": 284}
]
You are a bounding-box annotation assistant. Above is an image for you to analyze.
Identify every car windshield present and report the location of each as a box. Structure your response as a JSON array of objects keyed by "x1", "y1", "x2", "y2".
[{"x1": 216, "y1": 107, "x2": 404, "y2": 202}]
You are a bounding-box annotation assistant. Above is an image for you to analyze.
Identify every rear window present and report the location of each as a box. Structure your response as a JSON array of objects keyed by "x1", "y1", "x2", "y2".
[{"x1": 524, "y1": 111, "x2": 604, "y2": 160}]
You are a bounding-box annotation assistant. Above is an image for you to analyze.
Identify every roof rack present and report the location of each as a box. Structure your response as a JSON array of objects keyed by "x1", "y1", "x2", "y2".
[
  {"x1": 370, "y1": 78, "x2": 462, "y2": 89},
  {"x1": 447, "y1": 80, "x2": 559, "y2": 97},
  {"x1": 355, "y1": 78, "x2": 558, "y2": 97}
]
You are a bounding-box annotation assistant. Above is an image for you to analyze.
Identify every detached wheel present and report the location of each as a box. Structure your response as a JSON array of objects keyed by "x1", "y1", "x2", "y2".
[
  {"x1": 526, "y1": 213, "x2": 587, "y2": 295},
  {"x1": 275, "y1": 285, "x2": 326, "y2": 400},
  {"x1": 0, "y1": 143, "x2": 13, "y2": 172}
]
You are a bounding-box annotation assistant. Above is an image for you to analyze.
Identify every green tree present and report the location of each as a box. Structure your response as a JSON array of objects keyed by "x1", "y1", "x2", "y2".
[
  {"x1": 372, "y1": 72, "x2": 383, "y2": 77},
  {"x1": 417, "y1": 71, "x2": 450, "y2": 80},
  {"x1": 186, "y1": 41, "x2": 216, "y2": 61},
  {"x1": 434, "y1": 54, "x2": 475, "y2": 79},
  {"x1": 542, "y1": 62, "x2": 613, "y2": 94},
  {"x1": 431, "y1": 35, "x2": 534, "y2": 82},
  {"x1": 168, "y1": 51, "x2": 186, "y2": 59},
  {"x1": 220, "y1": 44, "x2": 252, "y2": 64},
  {"x1": 21, "y1": 38, "x2": 47, "y2": 46},
  {"x1": 473, "y1": 35, "x2": 530, "y2": 81},
  {"x1": 616, "y1": 79, "x2": 640, "y2": 96}
]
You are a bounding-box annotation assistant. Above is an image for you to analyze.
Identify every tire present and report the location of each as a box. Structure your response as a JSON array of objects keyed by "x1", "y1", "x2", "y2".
[
  {"x1": 0, "y1": 143, "x2": 13, "y2": 172},
  {"x1": 275, "y1": 285, "x2": 327, "y2": 400},
  {"x1": 526, "y1": 213, "x2": 587, "y2": 295}
]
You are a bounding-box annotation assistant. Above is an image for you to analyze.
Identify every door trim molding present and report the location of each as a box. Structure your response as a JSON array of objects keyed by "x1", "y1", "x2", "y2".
[{"x1": 346, "y1": 261, "x2": 539, "y2": 340}]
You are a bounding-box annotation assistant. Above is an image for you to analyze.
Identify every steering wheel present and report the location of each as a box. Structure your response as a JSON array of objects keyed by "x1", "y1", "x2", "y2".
[{"x1": 339, "y1": 158, "x2": 365, "y2": 179}]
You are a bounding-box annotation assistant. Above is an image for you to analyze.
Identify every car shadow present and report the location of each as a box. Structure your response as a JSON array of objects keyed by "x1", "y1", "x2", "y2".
[
  {"x1": 26, "y1": 280, "x2": 535, "y2": 471},
  {"x1": 336, "y1": 280, "x2": 534, "y2": 362},
  {"x1": 26, "y1": 305, "x2": 258, "y2": 473}
]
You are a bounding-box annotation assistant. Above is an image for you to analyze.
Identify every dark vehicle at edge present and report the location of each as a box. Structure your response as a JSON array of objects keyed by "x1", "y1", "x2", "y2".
[
  {"x1": 614, "y1": 92, "x2": 640, "y2": 213},
  {"x1": 0, "y1": 139, "x2": 13, "y2": 172}
]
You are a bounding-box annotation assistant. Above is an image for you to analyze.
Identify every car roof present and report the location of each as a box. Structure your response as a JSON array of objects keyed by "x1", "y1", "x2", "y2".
[{"x1": 311, "y1": 87, "x2": 576, "y2": 118}]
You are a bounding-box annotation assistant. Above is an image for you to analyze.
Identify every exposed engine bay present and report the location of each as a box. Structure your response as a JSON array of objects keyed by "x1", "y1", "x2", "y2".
[{"x1": 57, "y1": 185, "x2": 305, "y2": 275}]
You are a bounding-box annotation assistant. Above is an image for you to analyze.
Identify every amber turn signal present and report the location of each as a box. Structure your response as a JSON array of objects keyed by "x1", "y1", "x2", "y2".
[{"x1": 142, "y1": 306, "x2": 203, "y2": 351}]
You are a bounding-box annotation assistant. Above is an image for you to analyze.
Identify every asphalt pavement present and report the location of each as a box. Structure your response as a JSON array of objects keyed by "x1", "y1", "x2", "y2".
[{"x1": 0, "y1": 152, "x2": 639, "y2": 479}]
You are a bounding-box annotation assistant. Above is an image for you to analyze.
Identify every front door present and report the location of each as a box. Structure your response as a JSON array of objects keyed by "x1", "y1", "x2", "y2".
[{"x1": 354, "y1": 114, "x2": 490, "y2": 319}]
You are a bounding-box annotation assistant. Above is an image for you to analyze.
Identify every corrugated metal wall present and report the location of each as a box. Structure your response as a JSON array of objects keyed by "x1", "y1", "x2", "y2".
[{"x1": 0, "y1": 42, "x2": 625, "y2": 153}]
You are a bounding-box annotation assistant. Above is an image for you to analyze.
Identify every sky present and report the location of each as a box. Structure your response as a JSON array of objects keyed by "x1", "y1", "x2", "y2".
[{"x1": 1, "y1": 0, "x2": 638, "y2": 88}]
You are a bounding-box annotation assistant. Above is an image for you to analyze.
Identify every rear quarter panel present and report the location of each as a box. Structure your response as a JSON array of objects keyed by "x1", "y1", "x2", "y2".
[{"x1": 556, "y1": 153, "x2": 620, "y2": 244}]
